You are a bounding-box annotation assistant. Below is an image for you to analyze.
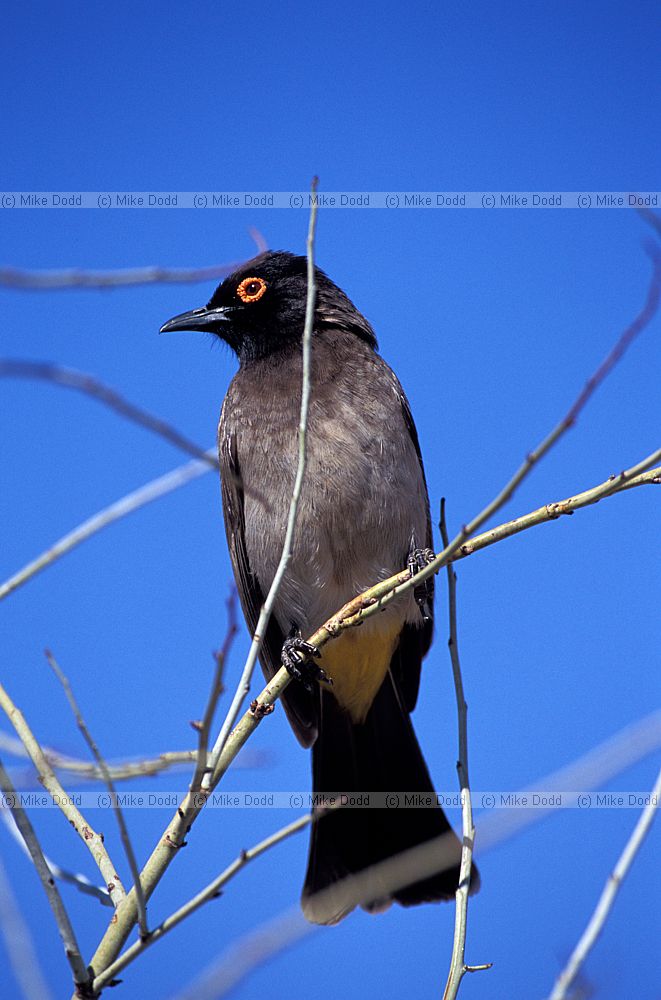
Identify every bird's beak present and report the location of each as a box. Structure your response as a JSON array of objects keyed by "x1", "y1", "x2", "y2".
[{"x1": 159, "y1": 305, "x2": 233, "y2": 334}]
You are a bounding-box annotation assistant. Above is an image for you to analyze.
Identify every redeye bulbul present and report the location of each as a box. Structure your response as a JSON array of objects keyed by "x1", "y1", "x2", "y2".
[{"x1": 161, "y1": 251, "x2": 478, "y2": 924}]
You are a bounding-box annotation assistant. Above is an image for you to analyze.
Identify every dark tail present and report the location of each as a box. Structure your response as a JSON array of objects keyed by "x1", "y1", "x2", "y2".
[{"x1": 302, "y1": 672, "x2": 479, "y2": 924}]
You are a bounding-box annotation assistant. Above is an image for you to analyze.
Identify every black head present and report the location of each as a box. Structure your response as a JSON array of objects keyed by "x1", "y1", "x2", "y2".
[{"x1": 159, "y1": 250, "x2": 377, "y2": 363}]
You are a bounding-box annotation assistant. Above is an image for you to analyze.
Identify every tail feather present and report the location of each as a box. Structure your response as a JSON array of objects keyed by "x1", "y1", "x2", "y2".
[{"x1": 302, "y1": 672, "x2": 479, "y2": 924}]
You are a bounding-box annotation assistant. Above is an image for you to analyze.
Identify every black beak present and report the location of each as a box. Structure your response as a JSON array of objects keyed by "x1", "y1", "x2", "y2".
[{"x1": 159, "y1": 305, "x2": 233, "y2": 334}]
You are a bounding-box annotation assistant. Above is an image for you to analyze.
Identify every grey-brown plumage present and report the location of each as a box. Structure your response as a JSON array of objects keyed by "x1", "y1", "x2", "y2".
[{"x1": 161, "y1": 251, "x2": 478, "y2": 923}]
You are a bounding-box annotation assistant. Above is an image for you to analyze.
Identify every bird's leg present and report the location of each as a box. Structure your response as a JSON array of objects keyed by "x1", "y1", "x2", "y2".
[
  {"x1": 407, "y1": 530, "x2": 435, "y2": 622},
  {"x1": 281, "y1": 626, "x2": 332, "y2": 691}
]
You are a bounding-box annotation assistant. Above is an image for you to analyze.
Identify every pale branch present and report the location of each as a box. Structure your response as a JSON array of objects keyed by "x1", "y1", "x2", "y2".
[
  {"x1": 2, "y1": 249, "x2": 657, "y2": 612},
  {"x1": 207, "y1": 457, "x2": 661, "y2": 794},
  {"x1": 0, "y1": 360, "x2": 219, "y2": 469},
  {"x1": 75, "y1": 455, "x2": 659, "y2": 985},
  {"x1": 79, "y1": 230, "x2": 659, "y2": 989},
  {"x1": 451, "y1": 462, "x2": 661, "y2": 561},
  {"x1": 0, "y1": 732, "x2": 266, "y2": 784},
  {"x1": 45, "y1": 651, "x2": 148, "y2": 939},
  {"x1": 327, "y1": 452, "x2": 661, "y2": 638},
  {"x1": 91, "y1": 813, "x2": 314, "y2": 992},
  {"x1": 0, "y1": 682, "x2": 126, "y2": 909},
  {"x1": 339, "y1": 250, "x2": 661, "y2": 626},
  {"x1": 548, "y1": 764, "x2": 661, "y2": 1000},
  {"x1": 1, "y1": 808, "x2": 112, "y2": 907},
  {"x1": 0, "y1": 759, "x2": 91, "y2": 994},
  {"x1": 189, "y1": 592, "x2": 238, "y2": 799},
  {"x1": 440, "y1": 502, "x2": 488, "y2": 1000},
  {"x1": 178, "y1": 712, "x2": 661, "y2": 1000},
  {"x1": 0, "y1": 262, "x2": 242, "y2": 291},
  {"x1": 0, "y1": 452, "x2": 216, "y2": 602},
  {"x1": 0, "y1": 851, "x2": 54, "y2": 1000},
  {"x1": 204, "y1": 176, "x2": 320, "y2": 779},
  {"x1": 0, "y1": 227, "x2": 269, "y2": 291},
  {"x1": 83, "y1": 180, "x2": 321, "y2": 983},
  {"x1": 168, "y1": 908, "x2": 311, "y2": 1000}
]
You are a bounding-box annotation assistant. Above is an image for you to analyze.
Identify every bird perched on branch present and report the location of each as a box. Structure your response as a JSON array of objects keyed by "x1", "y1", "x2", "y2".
[{"x1": 161, "y1": 251, "x2": 478, "y2": 923}]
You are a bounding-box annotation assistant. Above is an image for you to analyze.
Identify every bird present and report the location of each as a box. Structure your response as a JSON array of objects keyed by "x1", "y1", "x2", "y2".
[{"x1": 160, "y1": 250, "x2": 478, "y2": 924}]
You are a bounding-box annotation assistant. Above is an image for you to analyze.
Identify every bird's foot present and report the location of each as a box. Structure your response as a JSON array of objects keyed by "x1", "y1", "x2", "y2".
[
  {"x1": 281, "y1": 629, "x2": 331, "y2": 692},
  {"x1": 407, "y1": 532, "x2": 435, "y2": 622}
]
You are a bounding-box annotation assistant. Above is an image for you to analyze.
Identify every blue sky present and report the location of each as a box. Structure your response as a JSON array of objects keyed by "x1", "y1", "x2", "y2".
[{"x1": 1, "y1": 3, "x2": 659, "y2": 999}]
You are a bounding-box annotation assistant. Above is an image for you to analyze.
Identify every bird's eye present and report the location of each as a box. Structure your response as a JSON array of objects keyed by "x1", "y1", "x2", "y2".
[{"x1": 236, "y1": 276, "x2": 268, "y2": 303}]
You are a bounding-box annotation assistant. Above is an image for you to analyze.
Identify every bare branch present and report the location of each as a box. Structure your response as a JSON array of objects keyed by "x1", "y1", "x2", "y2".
[
  {"x1": 91, "y1": 813, "x2": 314, "y2": 993},
  {"x1": 0, "y1": 731, "x2": 265, "y2": 783},
  {"x1": 79, "y1": 227, "x2": 659, "y2": 991},
  {"x1": 78, "y1": 451, "x2": 660, "y2": 986},
  {"x1": 452, "y1": 462, "x2": 661, "y2": 561},
  {"x1": 3, "y1": 249, "x2": 657, "y2": 612},
  {"x1": 0, "y1": 759, "x2": 91, "y2": 994},
  {"x1": 564, "y1": 245, "x2": 660, "y2": 427},
  {"x1": 204, "y1": 176, "x2": 320, "y2": 778},
  {"x1": 0, "y1": 360, "x2": 218, "y2": 468},
  {"x1": 83, "y1": 179, "x2": 321, "y2": 984},
  {"x1": 168, "y1": 907, "x2": 311, "y2": 1000},
  {"x1": 440, "y1": 502, "x2": 489, "y2": 1000},
  {"x1": 1, "y1": 808, "x2": 112, "y2": 907},
  {"x1": 0, "y1": 682, "x2": 126, "y2": 908},
  {"x1": 45, "y1": 651, "x2": 148, "y2": 938},
  {"x1": 0, "y1": 452, "x2": 215, "y2": 602},
  {"x1": 195, "y1": 455, "x2": 661, "y2": 800},
  {"x1": 345, "y1": 251, "x2": 661, "y2": 623},
  {"x1": 177, "y1": 712, "x2": 661, "y2": 1000},
  {"x1": 548, "y1": 764, "x2": 661, "y2": 1000},
  {"x1": 189, "y1": 592, "x2": 238, "y2": 799},
  {"x1": 0, "y1": 262, "x2": 241, "y2": 291}
]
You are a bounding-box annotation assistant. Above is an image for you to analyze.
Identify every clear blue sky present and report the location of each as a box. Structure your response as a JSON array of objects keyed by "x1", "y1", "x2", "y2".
[{"x1": 1, "y1": 2, "x2": 659, "y2": 999}]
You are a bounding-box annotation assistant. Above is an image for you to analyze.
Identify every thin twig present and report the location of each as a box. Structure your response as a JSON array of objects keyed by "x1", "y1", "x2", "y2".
[
  {"x1": 548, "y1": 764, "x2": 661, "y2": 1000},
  {"x1": 314, "y1": 449, "x2": 661, "y2": 641},
  {"x1": 78, "y1": 436, "x2": 661, "y2": 973},
  {"x1": 82, "y1": 228, "x2": 660, "y2": 992},
  {"x1": 0, "y1": 851, "x2": 54, "y2": 1000},
  {"x1": 339, "y1": 252, "x2": 661, "y2": 625},
  {"x1": 174, "y1": 712, "x2": 661, "y2": 1000},
  {"x1": 203, "y1": 175, "x2": 320, "y2": 779},
  {"x1": 92, "y1": 813, "x2": 314, "y2": 993},
  {"x1": 83, "y1": 186, "x2": 321, "y2": 982},
  {"x1": 193, "y1": 457, "x2": 661, "y2": 799},
  {"x1": 45, "y1": 651, "x2": 148, "y2": 938},
  {"x1": 189, "y1": 592, "x2": 238, "y2": 799},
  {"x1": 0, "y1": 451, "x2": 216, "y2": 602},
  {"x1": 0, "y1": 360, "x2": 218, "y2": 468},
  {"x1": 451, "y1": 462, "x2": 661, "y2": 561},
  {"x1": 0, "y1": 262, "x2": 241, "y2": 290},
  {"x1": 168, "y1": 907, "x2": 311, "y2": 1000},
  {"x1": 440, "y1": 501, "x2": 489, "y2": 1000},
  {"x1": 0, "y1": 759, "x2": 92, "y2": 995},
  {"x1": 0, "y1": 731, "x2": 265, "y2": 784},
  {"x1": 0, "y1": 226, "x2": 270, "y2": 290},
  {"x1": 1, "y1": 807, "x2": 112, "y2": 907},
  {"x1": 0, "y1": 682, "x2": 126, "y2": 908}
]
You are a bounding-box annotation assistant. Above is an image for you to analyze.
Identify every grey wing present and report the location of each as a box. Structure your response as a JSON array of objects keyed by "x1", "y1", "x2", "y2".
[
  {"x1": 391, "y1": 381, "x2": 434, "y2": 712},
  {"x1": 218, "y1": 417, "x2": 318, "y2": 747}
]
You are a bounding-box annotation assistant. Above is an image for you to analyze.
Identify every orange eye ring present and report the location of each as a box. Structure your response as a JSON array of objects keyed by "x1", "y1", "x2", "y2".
[{"x1": 236, "y1": 276, "x2": 268, "y2": 303}]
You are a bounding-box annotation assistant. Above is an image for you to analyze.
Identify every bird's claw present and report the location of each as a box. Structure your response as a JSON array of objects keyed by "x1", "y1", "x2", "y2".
[
  {"x1": 281, "y1": 630, "x2": 331, "y2": 691},
  {"x1": 407, "y1": 534, "x2": 435, "y2": 623}
]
